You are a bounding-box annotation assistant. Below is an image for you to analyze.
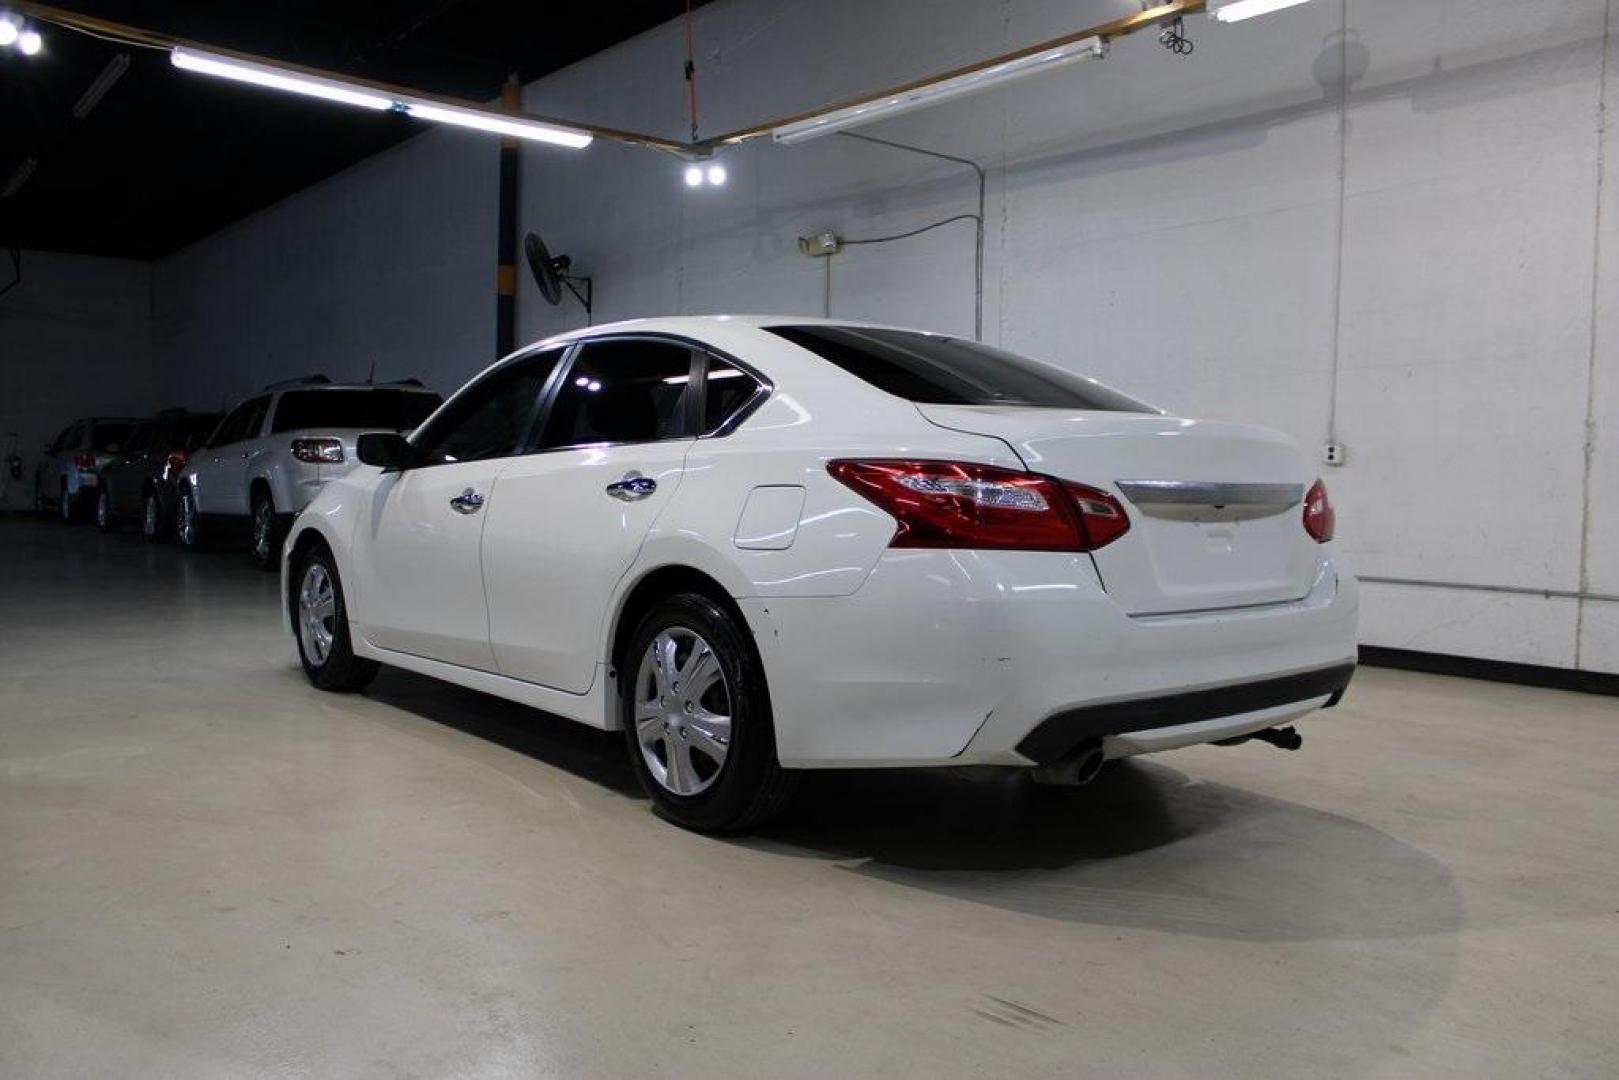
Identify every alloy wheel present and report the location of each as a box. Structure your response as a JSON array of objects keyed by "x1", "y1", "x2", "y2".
[
  {"x1": 253, "y1": 500, "x2": 273, "y2": 562},
  {"x1": 298, "y1": 562, "x2": 337, "y2": 666},
  {"x1": 633, "y1": 626, "x2": 732, "y2": 796},
  {"x1": 177, "y1": 493, "x2": 197, "y2": 546}
]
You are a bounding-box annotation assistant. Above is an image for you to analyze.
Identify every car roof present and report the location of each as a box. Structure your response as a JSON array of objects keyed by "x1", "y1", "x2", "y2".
[
  {"x1": 531, "y1": 314, "x2": 943, "y2": 349},
  {"x1": 272, "y1": 382, "x2": 440, "y2": 394}
]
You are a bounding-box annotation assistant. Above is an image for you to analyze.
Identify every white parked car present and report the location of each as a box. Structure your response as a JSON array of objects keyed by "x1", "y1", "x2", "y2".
[
  {"x1": 177, "y1": 378, "x2": 442, "y2": 567},
  {"x1": 282, "y1": 317, "x2": 1357, "y2": 832}
]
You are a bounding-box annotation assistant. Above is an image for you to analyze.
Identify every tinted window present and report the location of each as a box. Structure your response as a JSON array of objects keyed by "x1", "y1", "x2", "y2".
[
  {"x1": 767, "y1": 326, "x2": 1153, "y2": 412},
  {"x1": 210, "y1": 396, "x2": 271, "y2": 447},
  {"x1": 271, "y1": 388, "x2": 443, "y2": 434},
  {"x1": 412, "y1": 350, "x2": 562, "y2": 465},
  {"x1": 538, "y1": 340, "x2": 694, "y2": 449},
  {"x1": 92, "y1": 423, "x2": 133, "y2": 452},
  {"x1": 124, "y1": 422, "x2": 158, "y2": 454},
  {"x1": 177, "y1": 414, "x2": 223, "y2": 450},
  {"x1": 701, "y1": 357, "x2": 763, "y2": 435}
]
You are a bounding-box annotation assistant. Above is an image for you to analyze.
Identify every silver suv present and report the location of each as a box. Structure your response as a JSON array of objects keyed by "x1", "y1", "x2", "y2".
[
  {"x1": 176, "y1": 378, "x2": 442, "y2": 568},
  {"x1": 35, "y1": 417, "x2": 141, "y2": 523}
]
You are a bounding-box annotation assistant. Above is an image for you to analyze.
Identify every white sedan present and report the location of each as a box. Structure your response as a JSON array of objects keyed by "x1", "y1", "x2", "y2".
[{"x1": 282, "y1": 316, "x2": 1358, "y2": 832}]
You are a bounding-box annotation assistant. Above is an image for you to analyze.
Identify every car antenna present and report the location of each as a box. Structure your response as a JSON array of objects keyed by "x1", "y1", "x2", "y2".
[{"x1": 366, "y1": 357, "x2": 376, "y2": 385}]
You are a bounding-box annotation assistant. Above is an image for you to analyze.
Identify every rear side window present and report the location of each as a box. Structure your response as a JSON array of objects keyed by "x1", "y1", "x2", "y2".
[
  {"x1": 767, "y1": 326, "x2": 1153, "y2": 412},
  {"x1": 92, "y1": 423, "x2": 134, "y2": 452},
  {"x1": 701, "y1": 357, "x2": 764, "y2": 435},
  {"x1": 538, "y1": 339, "x2": 695, "y2": 449},
  {"x1": 271, "y1": 389, "x2": 443, "y2": 434},
  {"x1": 210, "y1": 396, "x2": 271, "y2": 447}
]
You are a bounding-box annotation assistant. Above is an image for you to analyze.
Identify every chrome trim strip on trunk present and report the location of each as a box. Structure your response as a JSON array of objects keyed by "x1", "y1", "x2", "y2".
[{"x1": 1114, "y1": 480, "x2": 1304, "y2": 521}]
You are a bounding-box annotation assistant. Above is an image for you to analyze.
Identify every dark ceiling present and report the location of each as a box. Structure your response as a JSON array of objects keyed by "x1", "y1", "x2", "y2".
[{"x1": 0, "y1": 1, "x2": 705, "y2": 259}]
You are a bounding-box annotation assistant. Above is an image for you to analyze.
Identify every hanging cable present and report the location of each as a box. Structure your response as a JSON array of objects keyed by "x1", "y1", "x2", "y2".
[{"x1": 683, "y1": 0, "x2": 700, "y2": 143}]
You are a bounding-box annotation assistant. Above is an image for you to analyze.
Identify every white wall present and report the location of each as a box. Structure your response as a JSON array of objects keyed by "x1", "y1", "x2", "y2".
[
  {"x1": 151, "y1": 124, "x2": 499, "y2": 408},
  {"x1": 512, "y1": 0, "x2": 1619, "y2": 674},
  {"x1": 0, "y1": 252, "x2": 155, "y2": 510},
  {"x1": 134, "y1": 0, "x2": 1617, "y2": 673}
]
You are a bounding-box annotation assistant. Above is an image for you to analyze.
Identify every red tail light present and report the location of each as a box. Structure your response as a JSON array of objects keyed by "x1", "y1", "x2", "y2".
[
  {"x1": 165, "y1": 449, "x2": 189, "y2": 473},
  {"x1": 73, "y1": 452, "x2": 97, "y2": 470},
  {"x1": 290, "y1": 437, "x2": 345, "y2": 464},
  {"x1": 827, "y1": 459, "x2": 1130, "y2": 552},
  {"x1": 1303, "y1": 478, "x2": 1335, "y2": 543}
]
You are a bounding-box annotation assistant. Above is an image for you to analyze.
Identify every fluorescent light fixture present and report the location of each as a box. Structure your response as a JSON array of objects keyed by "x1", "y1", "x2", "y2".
[
  {"x1": 772, "y1": 36, "x2": 1106, "y2": 144},
  {"x1": 0, "y1": 16, "x2": 18, "y2": 47},
  {"x1": 17, "y1": 27, "x2": 41, "y2": 55},
  {"x1": 705, "y1": 163, "x2": 727, "y2": 186},
  {"x1": 403, "y1": 101, "x2": 592, "y2": 148},
  {"x1": 75, "y1": 54, "x2": 131, "y2": 119},
  {"x1": 1208, "y1": 0, "x2": 1317, "y2": 23},
  {"x1": 684, "y1": 164, "x2": 704, "y2": 187},
  {"x1": 171, "y1": 47, "x2": 393, "y2": 110},
  {"x1": 170, "y1": 46, "x2": 593, "y2": 149}
]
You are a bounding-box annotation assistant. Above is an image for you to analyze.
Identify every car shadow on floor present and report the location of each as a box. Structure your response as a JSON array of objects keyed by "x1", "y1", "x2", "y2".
[
  {"x1": 745, "y1": 762, "x2": 1466, "y2": 944},
  {"x1": 362, "y1": 667, "x2": 1462, "y2": 945}
]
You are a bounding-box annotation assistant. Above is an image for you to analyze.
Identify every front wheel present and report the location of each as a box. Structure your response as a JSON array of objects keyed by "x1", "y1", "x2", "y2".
[
  {"x1": 294, "y1": 545, "x2": 378, "y2": 692},
  {"x1": 251, "y1": 492, "x2": 285, "y2": 571},
  {"x1": 620, "y1": 593, "x2": 796, "y2": 833},
  {"x1": 142, "y1": 492, "x2": 167, "y2": 542},
  {"x1": 175, "y1": 489, "x2": 202, "y2": 550}
]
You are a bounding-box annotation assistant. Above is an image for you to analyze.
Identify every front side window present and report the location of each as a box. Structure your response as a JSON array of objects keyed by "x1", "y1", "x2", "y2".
[
  {"x1": 411, "y1": 349, "x2": 563, "y2": 466},
  {"x1": 767, "y1": 325, "x2": 1154, "y2": 412},
  {"x1": 537, "y1": 339, "x2": 695, "y2": 450},
  {"x1": 270, "y1": 389, "x2": 443, "y2": 434}
]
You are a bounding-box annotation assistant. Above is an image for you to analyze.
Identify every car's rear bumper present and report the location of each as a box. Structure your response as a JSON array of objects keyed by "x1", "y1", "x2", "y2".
[{"x1": 738, "y1": 548, "x2": 1358, "y2": 768}]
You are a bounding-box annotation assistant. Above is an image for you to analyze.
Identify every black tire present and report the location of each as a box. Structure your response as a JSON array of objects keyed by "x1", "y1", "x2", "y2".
[
  {"x1": 95, "y1": 488, "x2": 116, "y2": 533},
  {"x1": 34, "y1": 480, "x2": 47, "y2": 517},
  {"x1": 59, "y1": 482, "x2": 77, "y2": 524},
  {"x1": 141, "y1": 491, "x2": 167, "y2": 542},
  {"x1": 250, "y1": 491, "x2": 286, "y2": 571},
  {"x1": 292, "y1": 543, "x2": 379, "y2": 692},
  {"x1": 619, "y1": 592, "x2": 796, "y2": 833},
  {"x1": 175, "y1": 489, "x2": 203, "y2": 551}
]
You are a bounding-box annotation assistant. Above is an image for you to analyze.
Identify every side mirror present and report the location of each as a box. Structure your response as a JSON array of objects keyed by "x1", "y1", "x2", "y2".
[{"x1": 357, "y1": 431, "x2": 413, "y2": 470}]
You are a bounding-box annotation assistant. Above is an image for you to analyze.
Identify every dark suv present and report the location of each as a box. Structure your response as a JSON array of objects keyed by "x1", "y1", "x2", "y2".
[
  {"x1": 35, "y1": 417, "x2": 140, "y2": 523},
  {"x1": 94, "y1": 410, "x2": 224, "y2": 540}
]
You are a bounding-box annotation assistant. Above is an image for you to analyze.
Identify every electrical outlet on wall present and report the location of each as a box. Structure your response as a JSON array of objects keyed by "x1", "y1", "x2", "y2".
[
  {"x1": 1322, "y1": 442, "x2": 1347, "y2": 467},
  {"x1": 797, "y1": 232, "x2": 842, "y2": 257}
]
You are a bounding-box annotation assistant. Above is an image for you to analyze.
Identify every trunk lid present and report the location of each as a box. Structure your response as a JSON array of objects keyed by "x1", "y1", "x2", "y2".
[{"x1": 918, "y1": 404, "x2": 1321, "y2": 615}]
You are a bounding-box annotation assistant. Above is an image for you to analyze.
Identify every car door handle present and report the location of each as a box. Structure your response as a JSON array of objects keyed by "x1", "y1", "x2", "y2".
[
  {"x1": 605, "y1": 473, "x2": 657, "y2": 502},
  {"x1": 449, "y1": 488, "x2": 486, "y2": 514}
]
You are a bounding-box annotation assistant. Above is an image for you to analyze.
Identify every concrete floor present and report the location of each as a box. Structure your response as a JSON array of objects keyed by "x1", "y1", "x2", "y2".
[{"x1": 0, "y1": 518, "x2": 1615, "y2": 1079}]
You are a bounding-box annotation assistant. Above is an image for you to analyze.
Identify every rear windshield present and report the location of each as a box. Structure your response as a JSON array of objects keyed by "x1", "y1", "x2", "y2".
[
  {"x1": 91, "y1": 423, "x2": 135, "y2": 451},
  {"x1": 271, "y1": 389, "x2": 442, "y2": 434},
  {"x1": 767, "y1": 326, "x2": 1153, "y2": 412}
]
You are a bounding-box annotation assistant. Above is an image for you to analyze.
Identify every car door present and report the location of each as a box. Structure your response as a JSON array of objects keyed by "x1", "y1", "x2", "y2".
[
  {"x1": 481, "y1": 337, "x2": 699, "y2": 693},
  {"x1": 194, "y1": 395, "x2": 270, "y2": 515},
  {"x1": 350, "y1": 347, "x2": 565, "y2": 671}
]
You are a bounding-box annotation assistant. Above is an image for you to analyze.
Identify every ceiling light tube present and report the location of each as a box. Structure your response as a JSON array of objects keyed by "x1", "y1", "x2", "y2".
[
  {"x1": 171, "y1": 47, "x2": 393, "y2": 110},
  {"x1": 1208, "y1": 0, "x2": 1317, "y2": 23},
  {"x1": 772, "y1": 36, "x2": 1107, "y2": 145},
  {"x1": 403, "y1": 102, "x2": 592, "y2": 148}
]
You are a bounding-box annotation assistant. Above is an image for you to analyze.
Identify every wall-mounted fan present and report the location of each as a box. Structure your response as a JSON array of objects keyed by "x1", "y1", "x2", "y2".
[{"x1": 524, "y1": 232, "x2": 592, "y2": 321}]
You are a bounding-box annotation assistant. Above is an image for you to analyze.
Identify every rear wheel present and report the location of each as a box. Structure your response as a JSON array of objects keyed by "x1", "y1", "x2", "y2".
[
  {"x1": 294, "y1": 545, "x2": 378, "y2": 692},
  {"x1": 95, "y1": 489, "x2": 115, "y2": 532},
  {"x1": 59, "y1": 483, "x2": 76, "y2": 524},
  {"x1": 251, "y1": 492, "x2": 285, "y2": 571},
  {"x1": 142, "y1": 492, "x2": 166, "y2": 542},
  {"x1": 620, "y1": 592, "x2": 795, "y2": 833},
  {"x1": 175, "y1": 489, "x2": 202, "y2": 550}
]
